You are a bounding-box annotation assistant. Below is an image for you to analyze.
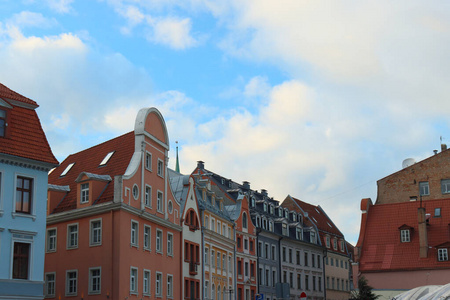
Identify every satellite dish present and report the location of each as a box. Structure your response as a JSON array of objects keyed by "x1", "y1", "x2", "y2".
[{"x1": 402, "y1": 158, "x2": 416, "y2": 169}]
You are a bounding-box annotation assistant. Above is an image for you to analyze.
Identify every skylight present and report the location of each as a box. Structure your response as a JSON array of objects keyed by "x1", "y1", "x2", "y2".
[
  {"x1": 327, "y1": 222, "x2": 332, "y2": 228},
  {"x1": 99, "y1": 151, "x2": 115, "y2": 166},
  {"x1": 60, "y1": 163, "x2": 75, "y2": 176},
  {"x1": 312, "y1": 216, "x2": 317, "y2": 223}
]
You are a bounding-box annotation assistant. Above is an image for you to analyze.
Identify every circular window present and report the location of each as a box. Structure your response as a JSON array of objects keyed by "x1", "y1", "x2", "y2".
[
  {"x1": 168, "y1": 200, "x2": 173, "y2": 214},
  {"x1": 132, "y1": 184, "x2": 139, "y2": 200}
]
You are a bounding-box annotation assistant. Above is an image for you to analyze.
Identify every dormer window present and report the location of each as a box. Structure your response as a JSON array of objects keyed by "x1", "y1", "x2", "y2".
[
  {"x1": 438, "y1": 248, "x2": 448, "y2": 261},
  {"x1": 99, "y1": 151, "x2": 114, "y2": 166},
  {"x1": 263, "y1": 203, "x2": 267, "y2": 212},
  {"x1": 326, "y1": 236, "x2": 330, "y2": 248},
  {"x1": 269, "y1": 221, "x2": 273, "y2": 232},
  {"x1": 278, "y1": 208, "x2": 283, "y2": 217},
  {"x1": 400, "y1": 229, "x2": 410, "y2": 242},
  {"x1": 0, "y1": 109, "x2": 6, "y2": 137},
  {"x1": 292, "y1": 214, "x2": 296, "y2": 222},
  {"x1": 310, "y1": 231, "x2": 316, "y2": 243},
  {"x1": 270, "y1": 204, "x2": 274, "y2": 215},
  {"x1": 251, "y1": 197, "x2": 255, "y2": 207},
  {"x1": 333, "y1": 239, "x2": 337, "y2": 250},
  {"x1": 284, "y1": 209, "x2": 289, "y2": 219},
  {"x1": 298, "y1": 214, "x2": 303, "y2": 223},
  {"x1": 80, "y1": 183, "x2": 89, "y2": 204},
  {"x1": 282, "y1": 223, "x2": 288, "y2": 236},
  {"x1": 340, "y1": 240, "x2": 345, "y2": 252},
  {"x1": 296, "y1": 227, "x2": 302, "y2": 240}
]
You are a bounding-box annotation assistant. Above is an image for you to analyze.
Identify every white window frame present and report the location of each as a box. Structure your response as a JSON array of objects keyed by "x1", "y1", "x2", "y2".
[
  {"x1": 80, "y1": 183, "x2": 89, "y2": 204},
  {"x1": 131, "y1": 220, "x2": 139, "y2": 247},
  {"x1": 400, "y1": 229, "x2": 410, "y2": 243},
  {"x1": 157, "y1": 190, "x2": 164, "y2": 213},
  {"x1": 90, "y1": 218, "x2": 102, "y2": 246},
  {"x1": 156, "y1": 272, "x2": 163, "y2": 297},
  {"x1": 204, "y1": 215, "x2": 209, "y2": 229},
  {"x1": 144, "y1": 225, "x2": 151, "y2": 251},
  {"x1": 326, "y1": 236, "x2": 330, "y2": 248},
  {"x1": 442, "y1": 179, "x2": 450, "y2": 194},
  {"x1": 145, "y1": 185, "x2": 152, "y2": 208},
  {"x1": 46, "y1": 228, "x2": 57, "y2": 252},
  {"x1": 12, "y1": 173, "x2": 37, "y2": 219},
  {"x1": 145, "y1": 151, "x2": 152, "y2": 171},
  {"x1": 9, "y1": 230, "x2": 35, "y2": 280},
  {"x1": 132, "y1": 184, "x2": 139, "y2": 200},
  {"x1": 438, "y1": 248, "x2": 448, "y2": 261},
  {"x1": 167, "y1": 232, "x2": 173, "y2": 256},
  {"x1": 157, "y1": 159, "x2": 164, "y2": 177},
  {"x1": 211, "y1": 218, "x2": 215, "y2": 232},
  {"x1": 65, "y1": 269, "x2": 78, "y2": 296},
  {"x1": 89, "y1": 267, "x2": 101, "y2": 295},
  {"x1": 67, "y1": 223, "x2": 79, "y2": 249},
  {"x1": 45, "y1": 272, "x2": 56, "y2": 297},
  {"x1": 419, "y1": 181, "x2": 430, "y2": 196},
  {"x1": 167, "y1": 274, "x2": 173, "y2": 298},
  {"x1": 156, "y1": 229, "x2": 163, "y2": 253},
  {"x1": 143, "y1": 269, "x2": 151, "y2": 296},
  {"x1": 130, "y1": 267, "x2": 138, "y2": 294}
]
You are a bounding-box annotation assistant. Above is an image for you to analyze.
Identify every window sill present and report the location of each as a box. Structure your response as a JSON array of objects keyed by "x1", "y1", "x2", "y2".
[
  {"x1": 67, "y1": 246, "x2": 78, "y2": 250},
  {"x1": 65, "y1": 293, "x2": 77, "y2": 297},
  {"x1": 130, "y1": 291, "x2": 138, "y2": 295},
  {"x1": 88, "y1": 291, "x2": 101, "y2": 295},
  {"x1": 167, "y1": 253, "x2": 173, "y2": 257},
  {"x1": 144, "y1": 247, "x2": 151, "y2": 252},
  {"x1": 130, "y1": 243, "x2": 139, "y2": 248},
  {"x1": 0, "y1": 210, "x2": 3, "y2": 217},
  {"x1": 46, "y1": 249, "x2": 56, "y2": 253},
  {"x1": 11, "y1": 212, "x2": 36, "y2": 221},
  {"x1": 89, "y1": 243, "x2": 102, "y2": 247},
  {"x1": 44, "y1": 295, "x2": 56, "y2": 298}
]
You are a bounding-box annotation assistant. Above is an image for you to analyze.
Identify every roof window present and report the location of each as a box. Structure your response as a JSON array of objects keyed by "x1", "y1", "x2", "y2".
[
  {"x1": 99, "y1": 151, "x2": 115, "y2": 166},
  {"x1": 60, "y1": 163, "x2": 75, "y2": 177}
]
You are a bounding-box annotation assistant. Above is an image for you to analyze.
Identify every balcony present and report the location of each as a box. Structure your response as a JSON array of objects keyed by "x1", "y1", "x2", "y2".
[{"x1": 189, "y1": 262, "x2": 198, "y2": 275}]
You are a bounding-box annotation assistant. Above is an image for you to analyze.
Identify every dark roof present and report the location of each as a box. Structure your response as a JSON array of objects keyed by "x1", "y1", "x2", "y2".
[
  {"x1": 0, "y1": 83, "x2": 58, "y2": 165},
  {"x1": 48, "y1": 131, "x2": 135, "y2": 213}
]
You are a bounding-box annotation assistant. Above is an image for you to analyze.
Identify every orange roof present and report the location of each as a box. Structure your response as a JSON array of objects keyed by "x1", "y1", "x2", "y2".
[
  {"x1": 49, "y1": 131, "x2": 135, "y2": 213},
  {"x1": 0, "y1": 83, "x2": 58, "y2": 165},
  {"x1": 359, "y1": 199, "x2": 450, "y2": 272}
]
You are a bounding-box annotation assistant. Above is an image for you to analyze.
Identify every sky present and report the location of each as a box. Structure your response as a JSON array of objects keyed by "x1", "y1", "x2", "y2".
[{"x1": 1, "y1": 0, "x2": 450, "y2": 244}]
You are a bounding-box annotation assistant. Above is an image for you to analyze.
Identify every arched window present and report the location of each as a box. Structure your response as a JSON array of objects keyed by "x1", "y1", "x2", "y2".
[{"x1": 242, "y1": 212, "x2": 248, "y2": 229}]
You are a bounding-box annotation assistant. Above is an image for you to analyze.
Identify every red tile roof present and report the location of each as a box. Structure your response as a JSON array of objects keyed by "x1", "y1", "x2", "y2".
[
  {"x1": 359, "y1": 199, "x2": 450, "y2": 272},
  {"x1": 0, "y1": 83, "x2": 58, "y2": 165},
  {"x1": 49, "y1": 131, "x2": 135, "y2": 213}
]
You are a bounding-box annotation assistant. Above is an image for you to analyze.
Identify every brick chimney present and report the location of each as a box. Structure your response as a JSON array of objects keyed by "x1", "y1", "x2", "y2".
[
  {"x1": 442, "y1": 144, "x2": 448, "y2": 152},
  {"x1": 418, "y1": 207, "x2": 428, "y2": 258},
  {"x1": 242, "y1": 181, "x2": 250, "y2": 191}
]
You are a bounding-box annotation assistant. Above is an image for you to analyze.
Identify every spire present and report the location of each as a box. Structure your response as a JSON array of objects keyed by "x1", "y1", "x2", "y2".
[{"x1": 175, "y1": 141, "x2": 180, "y2": 173}]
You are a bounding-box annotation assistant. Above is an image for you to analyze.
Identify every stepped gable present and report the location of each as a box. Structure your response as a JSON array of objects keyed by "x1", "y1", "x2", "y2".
[
  {"x1": 48, "y1": 131, "x2": 135, "y2": 213},
  {"x1": 0, "y1": 83, "x2": 58, "y2": 165}
]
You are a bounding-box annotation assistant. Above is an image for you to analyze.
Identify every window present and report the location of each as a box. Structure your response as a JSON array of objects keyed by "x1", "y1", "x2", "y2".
[
  {"x1": 67, "y1": 224, "x2": 78, "y2": 249},
  {"x1": 144, "y1": 186, "x2": 152, "y2": 207},
  {"x1": 80, "y1": 183, "x2": 89, "y2": 203},
  {"x1": 145, "y1": 152, "x2": 152, "y2": 170},
  {"x1": 304, "y1": 252, "x2": 308, "y2": 266},
  {"x1": 130, "y1": 267, "x2": 138, "y2": 294},
  {"x1": 244, "y1": 239, "x2": 248, "y2": 250},
  {"x1": 243, "y1": 212, "x2": 248, "y2": 229},
  {"x1": 333, "y1": 239, "x2": 337, "y2": 250},
  {"x1": 419, "y1": 181, "x2": 430, "y2": 196},
  {"x1": 47, "y1": 228, "x2": 57, "y2": 252},
  {"x1": 0, "y1": 109, "x2": 6, "y2": 137},
  {"x1": 435, "y1": 207, "x2": 442, "y2": 217},
  {"x1": 13, "y1": 242, "x2": 30, "y2": 279},
  {"x1": 15, "y1": 176, "x2": 33, "y2": 214},
  {"x1": 167, "y1": 232, "x2": 173, "y2": 256},
  {"x1": 205, "y1": 216, "x2": 209, "y2": 229},
  {"x1": 99, "y1": 151, "x2": 114, "y2": 166},
  {"x1": 317, "y1": 255, "x2": 321, "y2": 268},
  {"x1": 60, "y1": 163, "x2": 74, "y2": 177},
  {"x1": 438, "y1": 248, "x2": 448, "y2": 261},
  {"x1": 223, "y1": 254, "x2": 226, "y2": 270},
  {"x1": 288, "y1": 248, "x2": 292, "y2": 263},
  {"x1": 265, "y1": 243, "x2": 269, "y2": 258},
  {"x1": 217, "y1": 253, "x2": 221, "y2": 269},
  {"x1": 144, "y1": 225, "x2": 151, "y2": 250},
  {"x1": 272, "y1": 245, "x2": 276, "y2": 260},
  {"x1": 211, "y1": 218, "x2": 215, "y2": 231},
  {"x1": 263, "y1": 203, "x2": 267, "y2": 212},
  {"x1": 131, "y1": 221, "x2": 138, "y2": 246},
  {"x1": 310, "y1": 231, "x2": 316, "y2": 243},
  {"x1": 157, "y1": 191, "x2": 163, "y2": 212},
  {"x1": 156, "y1": 229, "x2": 163, "y2": 253},
  {"x1": 167, "y1": 274, "x2": 173, "y2": 298},
  {"x1": 400, "y1": 229, "x2": 410, "y2": 243},
  {"x1": 205, "y1": 248, "x2": 209, "y2": 265},
  {"x1": 282, "y1": 247, "x2": 286, "y2": 262},
  {"x1": 211, "y1": 250, "x2": 215, "y2": 267},
  {"x1": 296, "y1": 250, "x2": 300, "y2": 265},
  {"x1": 442, "y1": 179, "x2": 450, "y2": 194},
  {"x1": 156, "y1": 272, "x2": 162, "y2": 296},
  {"x1": 340, "y1": 240, "x2": 345, "y2": 251},
  {"x1": 143, "y1": 270, "x2": 151, "y2": 295},
  {"x1": 157, "y1": 159, "x2": 164, "y2": 177},
  {"x1": 90, "y1": 219, "x2": 102, "y2": 246},
  {"x1": 89, "y1": 267, "x2": 101, "y2": 294},
  {"x1": 305, "y1": 275, "x2": 309, "y2": 290},
  {"x1": 66, "y1": 270, "x2": 78, "y2": 296},
  {"x1": 312, "y1": 254, "x2": 315, "y2": 267},
  {"x1": 296, "y1": 227, "x2": 302, "y2": 239},
  {"x1": 45, "y1": 273, "x2": 56, "y2": 297},
  {"x1": 132, "y1": 184, "x2": 139, "y2": 200},
  {"x1": 297, "y1": 274, "x2": 301, "y2": 290}
]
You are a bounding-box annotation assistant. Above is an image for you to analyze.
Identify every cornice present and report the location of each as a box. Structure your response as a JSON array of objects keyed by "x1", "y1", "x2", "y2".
[{"x1": 0, "y1": 153, "x2": 57, "y2": 171}]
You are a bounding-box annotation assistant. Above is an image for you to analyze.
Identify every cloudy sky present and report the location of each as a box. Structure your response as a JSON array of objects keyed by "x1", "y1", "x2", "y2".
[{"x1": 1, "y1": 0, "x2": 449, "y2": 244}]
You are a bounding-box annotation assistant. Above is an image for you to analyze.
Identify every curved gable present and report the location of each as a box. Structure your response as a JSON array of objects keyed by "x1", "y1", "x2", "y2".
[{"x1": 134, "y1": 107, "x2": 169, "y2": 149}]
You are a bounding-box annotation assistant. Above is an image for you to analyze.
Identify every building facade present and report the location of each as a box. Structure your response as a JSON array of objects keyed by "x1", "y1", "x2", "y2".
[{"x1": 0, "y1": 83, "x2": 58, "y2": 299}]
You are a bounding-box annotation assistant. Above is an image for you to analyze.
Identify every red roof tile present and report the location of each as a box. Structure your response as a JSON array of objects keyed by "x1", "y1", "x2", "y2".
[
  {"x1": 49, "y1": 131, "x2": 135, "y2": 213},
  {"x1": 0, "y1": 83, "x2": 58, "y2": 165},
  {"x1": 359, "y1": 199, "x2": 450, "y2": 272}
]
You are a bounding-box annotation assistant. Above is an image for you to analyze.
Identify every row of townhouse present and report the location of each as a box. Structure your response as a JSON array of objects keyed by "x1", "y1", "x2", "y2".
[{"x1": 0, "y1": 82, "x2": 352, "y2": 300}]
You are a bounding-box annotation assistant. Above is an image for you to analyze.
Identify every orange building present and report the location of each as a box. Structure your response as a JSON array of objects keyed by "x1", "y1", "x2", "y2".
[{"x1": 44, "y1": 108, "x2": 181, "y2": 300}]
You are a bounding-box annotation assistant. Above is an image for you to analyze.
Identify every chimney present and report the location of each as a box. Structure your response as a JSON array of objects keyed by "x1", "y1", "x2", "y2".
[
  {"x1": 442, "y1": 144, "x2": 448, "y2": 152},
  {"x1": 261, "y1": 189, "x2": 268, "y2": 197},
  {"x1": 197, "y1": 161, "x2": 205, "y2": 169},
  {"x1": 242, "y1": 181, "x2": 250, "y2": 191},
  {"x1": 418, "y1": 207, "x2": 428, "y2": 258}
]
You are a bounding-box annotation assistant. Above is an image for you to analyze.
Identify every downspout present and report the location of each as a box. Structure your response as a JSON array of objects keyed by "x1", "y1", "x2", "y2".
[
  {"x1": 110, "y1": 209, "x2": 114, "y2": 299},
  {"x1": 201, "y1": 209, "x2": 205, "y2": 300},
  {"x1": 141, "y1": 142, "x2": 145, "y2": 210},
  {"x1": 256, "y1": 228, "x2": 260, "y2": 295}
]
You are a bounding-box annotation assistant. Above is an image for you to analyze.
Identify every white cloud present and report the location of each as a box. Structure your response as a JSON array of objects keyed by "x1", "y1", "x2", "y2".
[
  {"x1": 46, "y1": 0, "x2": 74, "y2": 14},
  {"x1": 149, "y1": 17, "x2": 197, "y2": 50},
  {"x1": 8, "y1": 11, "x2": 56, "y2": 29}
]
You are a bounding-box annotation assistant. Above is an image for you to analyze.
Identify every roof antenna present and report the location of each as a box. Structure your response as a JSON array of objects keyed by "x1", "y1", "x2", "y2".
[{"x1": 175, "y1": 141, "x2": 180, "y2": 173}]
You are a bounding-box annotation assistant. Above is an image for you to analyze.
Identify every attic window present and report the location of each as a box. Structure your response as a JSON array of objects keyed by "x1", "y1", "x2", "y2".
[
  {"x1": 400, "y1": 229, "x2": 410, "y2": 243},
  {"x1": 99, "y1": 151, "x2": 115, "y2": 166},
  {"x1": 315, "y1": 208, "x2": 320, "y2": 214},
  {"x1": 60, "y1": 163, "x2": 75, "y2": 177},
  {"x1": 438, "y1": 248, "x2": 448, "y2": 261},
  {"x1": 327, "y1": 222, "x2": 332, "y2": 228},
  {"x1": 312, "y1": 216, "x2": 317, "y2": 223},
  {"x1": 0, "y1": 109, "x2": 6, "y2": 137}
]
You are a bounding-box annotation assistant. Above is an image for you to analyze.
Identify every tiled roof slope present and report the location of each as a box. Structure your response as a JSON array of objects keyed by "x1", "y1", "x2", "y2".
[
  {"x1": 286, "y1": 196, "x2": 343, "y2": 237},
  {"x1": 0, "y1": 83, "x2": 58, "y2": 165},
  {"x1": 359, "y1": 199, "x2": 450, "y2": 272},
  {"x1": 49, "y1": 131, "x2": 135, "y2": 213}
]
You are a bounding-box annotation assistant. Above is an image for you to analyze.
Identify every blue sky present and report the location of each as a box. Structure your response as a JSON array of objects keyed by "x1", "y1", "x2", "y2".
[{"x1": 1, "y1": 0, "x2": 450, "y2": 244}]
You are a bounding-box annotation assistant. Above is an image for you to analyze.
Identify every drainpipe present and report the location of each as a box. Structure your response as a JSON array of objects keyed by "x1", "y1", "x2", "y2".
[
  {"x1": 234, "y1": 223, "x2": 237, "y2": 300},
  {"x1": 201, "y1": 209, "x2": 205, "y2": 300},
  {"x1": 418, "y1": 206, "x2": 428, "y2": 258}
]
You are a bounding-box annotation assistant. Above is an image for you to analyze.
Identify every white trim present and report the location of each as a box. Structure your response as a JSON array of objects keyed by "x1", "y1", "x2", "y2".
[
  {"x1": 66, "y1": 223, "x2": 79, "y2": 249},
  {"x1": 157, "y1": 158, "x2": 164, "y2": 178},
  {"x1": 12, "y1": 173, "x2": 37, "y2": 221},
  {"x1": 167, "y1": 273, "x2": 173, "y2": 298},
  {"x1": 156, "y1": 229, "x2": 163, "y2": 253},
  {"x1": 44, "y1": 272, "x2": 56, "y2": 297},
  {"x1": 131, "y1": 220, "x2": 139, "y2": 247},
  {"x1": 132, "y1": 184, "x2": 139, "y2": 200},
  {"x1": 167, "y1": 232, "x2": 173, "y2": 256},
  {"x1": 143, "y1": 269, "x2": 151, "y2": 296},
  {"x1": 46, "y1": 227, "x2": 57, "y2": 253},
  {"x1": 145, "y1": 184, "x2": 152, "y2": 208},
  {"x1": 65, "y1": 269, "x2": 78, "y2": 296},
  {"x1": 89, "y1": 218, "x2": 102, "y2": 247},
  {"x1": 9, "y1": 237, "x2": 34, "y2": 280},
  {"x1": 144, "y1": 225, "x2": 151, "y2": 251},
  {"x1": 88, "y1": 266, "x2": 101, "y2": 295},
  {"x1": 145, "y1": 151, "x2": 152, "y2": 171},
  {"x1": 0, "y1": 170, "x2": 3, "y2": 216},
  {"x1": 157, "y1": 190, "x2": 164, "y2": 213},
  {"x1": 130, "y1": 266, "x2": 138, "y2": 294},
  {"x1": 155, "y1": 271, "x2": 163, "y2": 297},
  {"x1": 80, "y1": 182, "x2": 89, "y2": 204}
]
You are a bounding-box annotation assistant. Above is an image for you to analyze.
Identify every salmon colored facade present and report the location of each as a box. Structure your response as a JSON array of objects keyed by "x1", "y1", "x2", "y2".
[{"x1": 44, "y1": 108, "x2": 181, "y2": 300}]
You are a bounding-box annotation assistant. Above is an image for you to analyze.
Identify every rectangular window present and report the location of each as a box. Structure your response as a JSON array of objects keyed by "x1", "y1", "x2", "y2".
[
  {"x1": 66, "y1": 270, "x2": 78, "y2": 296},
  {"x1": 0, "y1": 109, "x2": 6, "y2": 137},
  {"x1": 297, "y1": 274, "x2": 301, "y2": 290},
  {"x1": 90, "y1": 219, "x2": 102, "y2": 246},
  {"x1": 244, "y1": 238, "x2": 248, "y2": 250},
  {"x1": 167, "y1": 274, "x2": 173, "y2": 298},
  {"x1": 204, "y1": 216, "x2": 209, "y2": 229},
  {"x1": 266, "y1": 269, "x2": 270, "y2": 286},
  {"x1": 223, "y1": 254, "x2": 226, "y2": 270},
  {"x1": 442, "y1": 179, "x2": 450, "y2": 194},
  {"x1": 266, "y1": 244, "x2": 269, "y2": 259},
  {"x1": 130, "y1": 267, "x2": 138, "y2": 294},
  {"x1": 237, "y1": 237, "x2": 241, "y2": 248},
  {"x1": 435, "y1": 207, "x2": 442, "y2": 217},
  {"x1": 13, "y1": 242, "x2": 30, "y2": 279},
  {"x1": 282, "y1": 247, "x2": 286, "y2": 262},
  {"x1": 156, "y1": 229, "x2": 163, "y2": 253},
  {"x1": 47, "y1": 228, "x2": 57, "y2": 252},
  {"x1": 288, "y1": 248, "x2": 292, "y2": 263},
  {"x1": 271, "y1": 245, "x2": 276, "y2": 260},
  {"x1": 272, "y1": 270, "x2": 276, "y2": 287},
  {"x1": 205, "y1": 248, "x2": 209, "y2": 265},
  {"x1": 157, "y1": 159, "x2": 164, "y2": 177},
  {"x1": 238, "y1": 260, "x2": 242, "y2": 275},
  {"x1": 313, "y1": 275, "x2": 316, "y2": 291},
  {"x1": 157, "y1": 191, "x2": 163, "y2": 212},
  {"x1": 145, "y1": 185, "x2": 152, "y2": 207},
  {"x1": 289, "y1": 272, "x2": 293, "y2": 287},
  {"x1": 319, "y1": 277, "x2": 322, "y2": 291},
  {"x1": 45, "y1": 273, "x2": 56, "y2": 297},
  {"x1": 211, "y1": 250, "x2": 215, "y2": 267},
  {"x1": 245, "y1": 262, "x2": 249, "y2": 276},
  {"x1": 400, "y1": 229, "x2": 410, "y2": 242},
  {"x1": 15, "y1": 176, "x2": 33, "y2": 214},
  {"x1": 143, "y1": 270, "x2": 151, "y2": 295},
  {"x1": 67, "y1": 224, "x2": 78, "y2": 249},
  {"x1": 305, "y1": 275, "x2": 309, "y2": 290},
  {"x1": 156, "y1": 272, "x2": 162, "y2": 296},
  {"x1": 80, "y1": 183, "x2": 89, "y2": 203},
  {"x1": 144, "y1": 225, "x2": 151, "y2": 250},
  {"x1": 304, "y1": 252, "x2": 308, "y2": 266},
  {"x1": 438, "y1": 248, "x2": 448, "y2": 261},
  {"x1": 211, "y1": 218, "x2": 215, "y2": 231},
  {"x1": 312, "y1": 254, "x2": 315, "y2": 267},
  {"x1": 89, "y1": 267, "x2": 101, "y2": 294},
  {"x1": 167, "y1": 232, "x2": 173, "y2": 256},
  {"x1": 145, "y1": 152, "x2": 152, "y2": 170},
  {"x1": 217, "y1": 253, "x2": 221, "y2": 269},
  {"x1": 317, "y1": 255, "x2": 321, "y2": 268},
  {"x1": 419, "y1": 181, "x2": 430, "y2": 196},
  {"x1": 131, "y1": 221, "x2": 138, "y2": 246}
]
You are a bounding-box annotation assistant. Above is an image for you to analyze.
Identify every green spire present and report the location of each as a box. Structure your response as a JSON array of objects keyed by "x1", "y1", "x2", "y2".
[{"x1": 175, "y1": 141, "x2": 180, "y2": 173}]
